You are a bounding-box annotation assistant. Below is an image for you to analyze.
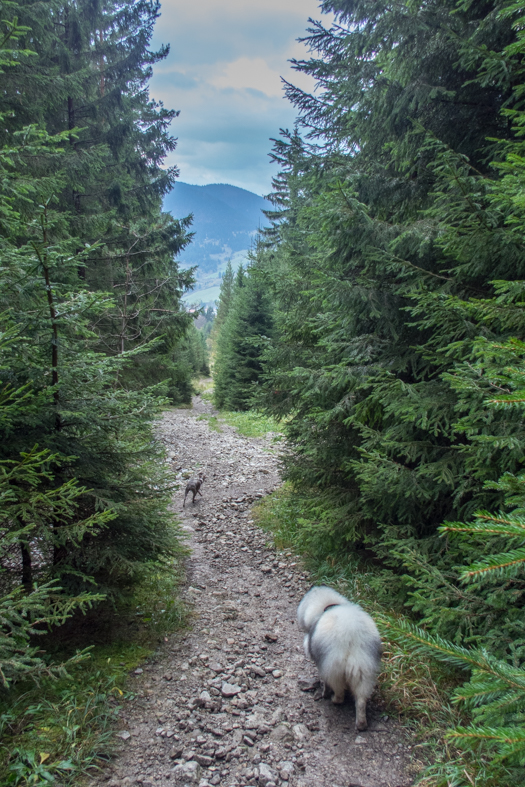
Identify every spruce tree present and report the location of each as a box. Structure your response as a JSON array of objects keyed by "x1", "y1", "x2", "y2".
[
  {"x1": 0, "y1": 17, "x2": 112, "y2": 685},
  {"x1": 214, "y1": 266, "x2": 245, "y2": 408},
  {"x1": 0, "y1": 0, "x2": 195, "y2": 400},
  {"x1": 253, "y1": 0, "x2": 525, "y2": 551},
  {"x1": 383, "y1": 335, "x2": 525, "y2": 784},
  {"x1": 210, "y1": 260, "x2": 235, "y2": 349},
  {"x1": 0, "y1": 2, "x2": 186, "y2": 607},
  {"x1": 213, "y1": 260, "x2": 274, "y2": 411}
]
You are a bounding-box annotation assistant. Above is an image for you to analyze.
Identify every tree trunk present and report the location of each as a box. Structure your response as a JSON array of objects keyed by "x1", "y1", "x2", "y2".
[{"x1": 20, "y1": 540, "x2": 32, "y2": 590}]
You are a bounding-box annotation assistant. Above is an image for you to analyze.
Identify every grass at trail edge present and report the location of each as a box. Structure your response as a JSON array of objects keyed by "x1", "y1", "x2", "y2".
[{"x1": 0, "y1": 560, "x2": 189, "y2": 786}]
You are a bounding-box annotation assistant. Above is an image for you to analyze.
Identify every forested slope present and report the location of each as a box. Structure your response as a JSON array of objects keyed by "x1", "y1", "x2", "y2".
[{"x1": 212, "y1": 1, "x2": 525, "y2": 782}]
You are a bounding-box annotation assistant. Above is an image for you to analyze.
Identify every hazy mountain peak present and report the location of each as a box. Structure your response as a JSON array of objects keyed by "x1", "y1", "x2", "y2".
[{"x1": 163, "y1": 182, "x2": 271, "y2": 306}]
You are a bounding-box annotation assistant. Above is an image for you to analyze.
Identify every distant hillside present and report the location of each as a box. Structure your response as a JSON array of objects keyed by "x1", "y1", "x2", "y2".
[{"x1": 164, "y1": 182, "x2": 271, "y2": 275}]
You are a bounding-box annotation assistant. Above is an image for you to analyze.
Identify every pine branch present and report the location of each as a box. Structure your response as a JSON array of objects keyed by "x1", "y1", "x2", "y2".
[
  {"x1": 380, "y1": 617, "x2": 525, "y2": 691},
  {"x1": 440, "y1": 514, "x2": 525, "y2": 538},
  {"x1": 460, "y1": 547, "x2": 525, "y2": 581}
]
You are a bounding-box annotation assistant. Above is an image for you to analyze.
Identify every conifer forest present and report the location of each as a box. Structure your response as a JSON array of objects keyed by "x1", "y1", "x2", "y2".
[{"x1": 3, "y1": 0, "x2": 525, "y2": 785}]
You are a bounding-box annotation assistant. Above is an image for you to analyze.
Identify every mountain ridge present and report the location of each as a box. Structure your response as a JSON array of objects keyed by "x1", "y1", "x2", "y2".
[{"x1": 164, "y1": 182, "x2": 270, "y2": 267}]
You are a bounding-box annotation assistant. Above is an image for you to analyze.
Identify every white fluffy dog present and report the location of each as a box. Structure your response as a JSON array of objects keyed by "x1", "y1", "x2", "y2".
[{"x1": 297, "y1": 585, "x2": 382, "y2": 731}]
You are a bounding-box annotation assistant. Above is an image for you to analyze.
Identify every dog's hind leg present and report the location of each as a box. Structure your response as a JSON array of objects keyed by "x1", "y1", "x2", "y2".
[
  {"x1": 355, "y1": 695, "x2": 368, "y2": 731},
  {"x1": 322, "y1": 682, "x2": 332, "y2": 700},
  {"x1": 347, "y1": 668, "x2": 376, "y2": 730}
]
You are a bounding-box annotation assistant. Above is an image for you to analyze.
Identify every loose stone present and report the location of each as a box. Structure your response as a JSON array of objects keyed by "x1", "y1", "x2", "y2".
[
  {"x1": 257, "y1": 762, "x2": 278, "y2": 786},
  {"x1": 221, "y1": 681, "x2": 242, "y2": 697}
]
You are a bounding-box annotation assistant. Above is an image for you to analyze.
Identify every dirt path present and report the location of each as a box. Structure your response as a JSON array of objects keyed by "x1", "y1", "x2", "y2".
[{"x1": 93, "y1": 394, "x2": 414, "y2": 787}]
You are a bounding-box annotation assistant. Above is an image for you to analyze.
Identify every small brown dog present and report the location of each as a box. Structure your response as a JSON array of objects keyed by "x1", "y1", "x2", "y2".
[{"x1": 183, "y1": 472, "x2": 205, "y2": 507}]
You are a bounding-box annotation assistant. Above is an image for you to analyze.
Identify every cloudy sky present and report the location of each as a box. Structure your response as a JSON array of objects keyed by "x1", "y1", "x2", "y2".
[{"x1": 149, "y1": 0, "x2": 329, "y2": 196}]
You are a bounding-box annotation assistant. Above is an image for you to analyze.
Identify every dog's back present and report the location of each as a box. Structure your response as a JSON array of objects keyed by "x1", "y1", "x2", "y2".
[{"x1": 310, "y1": 603, "x2": 382, "y2": 682}]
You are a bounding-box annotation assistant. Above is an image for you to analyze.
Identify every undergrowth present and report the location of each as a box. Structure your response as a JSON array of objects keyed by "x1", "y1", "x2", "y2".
[
  {"x1": 193, "y1": 377, "x2": 213, "y2": 395},
  {"x1": 196, "y1": 414, "x2": 222, "y2": 432},
  {"x1": 0, "y1": 560, "x2": 188, "y2": 786},
  {"x1": 190, "y1": 376, "x2": 281, "y2": 438},
  {"x1": 194, "y1": 393, "x2": 281, "y2": 439},
  {"x1": 218, "y1": 410, "x2": 281, "y2": 439}
]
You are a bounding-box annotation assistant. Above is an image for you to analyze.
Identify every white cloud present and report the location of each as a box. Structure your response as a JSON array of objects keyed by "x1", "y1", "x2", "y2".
[
  {"x1": 209, "y1": 57, "x2": 283, "y2": 98},
  {"x1": 150, "y1": 0, "x2": 332, "y2": 194}
]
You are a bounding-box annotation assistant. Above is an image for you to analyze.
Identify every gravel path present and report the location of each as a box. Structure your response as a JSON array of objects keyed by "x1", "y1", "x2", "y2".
[{"x1": 93, "y1": 394, "x2": 414, "y2": 787}]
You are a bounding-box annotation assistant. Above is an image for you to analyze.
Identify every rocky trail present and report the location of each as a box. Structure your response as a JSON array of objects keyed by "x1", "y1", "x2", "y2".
[{"x1": 92, "y1": 394, "x2": 415, "y2": 787}]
